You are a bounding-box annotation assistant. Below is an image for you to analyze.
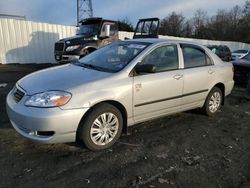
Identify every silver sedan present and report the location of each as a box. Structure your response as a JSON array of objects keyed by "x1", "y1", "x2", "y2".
[{"x1": 6, "y1": 39, "x2": 234, "y2": 150}]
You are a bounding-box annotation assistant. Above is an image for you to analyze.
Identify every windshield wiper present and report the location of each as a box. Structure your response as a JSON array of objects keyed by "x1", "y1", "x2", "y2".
[
  {"x1": 76, "y1": 62, "x2": 104, "y2": 71},
  {"x1": 72, "y1": 61, "x2": 117, "y2": 73},
  {"x1": 81, "y1": 63, "x2": 98, "y2": 69}
]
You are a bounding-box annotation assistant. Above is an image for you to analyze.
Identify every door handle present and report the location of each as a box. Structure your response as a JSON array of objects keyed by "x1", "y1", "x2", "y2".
[
  {"x1": 208, "y1": 69, "x2": 215, "y2": 74},
  {"x1": 173, "y1": 74, "x2": 183, "y2": 80}
]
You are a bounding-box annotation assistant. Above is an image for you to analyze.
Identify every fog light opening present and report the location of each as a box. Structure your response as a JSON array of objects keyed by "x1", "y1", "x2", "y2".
[{"x1": 37, "y1": 131, "x2": 55, "y2": 137}]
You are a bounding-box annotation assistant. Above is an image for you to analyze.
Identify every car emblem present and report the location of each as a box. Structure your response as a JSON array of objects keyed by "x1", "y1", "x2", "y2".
[{"x1": 66, "y1": 41, "x2": 70, "y2": 44}]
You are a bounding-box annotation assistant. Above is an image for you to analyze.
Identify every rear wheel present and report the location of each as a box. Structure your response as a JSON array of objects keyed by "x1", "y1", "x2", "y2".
[
  {"x1": 202, "y1": 87, "x2": 223, "y2": 116},
  {"x1": 77, "y1": 103, "x2": 123, "y2": 151}
]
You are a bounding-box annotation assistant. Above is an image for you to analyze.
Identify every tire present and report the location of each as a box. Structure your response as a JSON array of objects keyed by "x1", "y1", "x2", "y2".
[
  {"x1": 77, "y1": 103, "x2": 123, "y2": 151},
  {"x1": 79, "y1": 49, "x2": 89, "y2": 59},
  {"x1": 202, "y1": 87, "x2": 223, "y2": 116}
]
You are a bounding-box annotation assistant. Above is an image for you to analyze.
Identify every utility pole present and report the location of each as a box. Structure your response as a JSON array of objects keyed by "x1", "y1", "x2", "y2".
[{"x1": 77, "y1": 0, "x2": 93, "y2": 26}]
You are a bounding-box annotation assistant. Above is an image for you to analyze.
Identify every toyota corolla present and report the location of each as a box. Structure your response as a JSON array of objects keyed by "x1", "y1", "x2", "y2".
[{"x1": 6, "y1": 39, "x2": 234, "y2": 151}]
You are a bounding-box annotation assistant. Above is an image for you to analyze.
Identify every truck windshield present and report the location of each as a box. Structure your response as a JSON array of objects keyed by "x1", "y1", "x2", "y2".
[
  {"x1": 77, "y1": 23, "x2": 100, "y2": 36},
  {"x1": 77, "y1": 42, "x2": 150, "y2": 73}
]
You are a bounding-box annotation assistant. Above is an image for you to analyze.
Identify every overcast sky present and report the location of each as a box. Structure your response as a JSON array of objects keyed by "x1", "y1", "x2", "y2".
[{"x1": 0, "y1": 0, "x2": 247, "y2": 26}]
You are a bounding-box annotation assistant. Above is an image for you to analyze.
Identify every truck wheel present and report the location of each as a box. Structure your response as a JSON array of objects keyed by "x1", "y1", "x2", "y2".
[
  {"x1": 202, "y1": 87, "x2": 222, "y2": 116},
  {"x1": 79, "y1": 49, "x2": 90, "y2": 59},
  {"x1": 77, "y1": 103, "x2": 123, "y2": 151}
]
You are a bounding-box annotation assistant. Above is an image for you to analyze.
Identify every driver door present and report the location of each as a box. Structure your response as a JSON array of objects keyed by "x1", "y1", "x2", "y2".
[{"x1": 133, "y1": 44, "x2": 183, "y2": 122}]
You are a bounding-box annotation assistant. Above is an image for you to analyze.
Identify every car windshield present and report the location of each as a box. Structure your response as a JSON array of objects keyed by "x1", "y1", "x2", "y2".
[
  {"x1": 243, "y1": 53, "x2": 250, "y2": 60},
  {"x1": 76, "y1": 42, "x2": 150, "y2": 72},
  {"x1": 233, "y1": 50, "x2": 248, "y2": 54},
  {"x1": 77, "y1": 23, "x2": 100, "y2": 36}
]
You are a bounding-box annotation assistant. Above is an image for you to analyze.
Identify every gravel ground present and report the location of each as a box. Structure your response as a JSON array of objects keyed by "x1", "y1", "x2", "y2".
[{"x1": 0, "y1": 64, "x2": 250, "y2": 188}]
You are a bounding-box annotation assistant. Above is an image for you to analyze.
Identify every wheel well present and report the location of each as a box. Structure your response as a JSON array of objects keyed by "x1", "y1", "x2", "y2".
[
  {"x1": 80, "y1": 47, "x2": 97, "y2": 57},
  {"x1": 86, "y1": 47, "x2": 97, "y2": 53},
  {"x1": 78, "y1": 101, "x2": 128, "y2": 135},
  {"x1": 213, "y1": 83, "x2": 225, "y2": 105}
]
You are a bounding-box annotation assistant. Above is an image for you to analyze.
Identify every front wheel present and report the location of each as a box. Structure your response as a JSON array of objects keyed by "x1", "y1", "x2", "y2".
[
  {"x1": 202, "y1": 87, "x2": 223, "y2": 116},
  {"x1": 77, "y1": 103, "x2": 123, "y2": 151},
  {"x1": 79, "y1": 49, "x2": 90, "y2": 59}
]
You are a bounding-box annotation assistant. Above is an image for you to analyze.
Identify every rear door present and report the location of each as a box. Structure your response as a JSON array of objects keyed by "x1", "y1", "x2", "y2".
[
  {"x1": 181, "y1": 44, "x2": 214, "y2": 109},
  {"x1": 133, "y1": 44, "x2": 183, "y2": 122}
]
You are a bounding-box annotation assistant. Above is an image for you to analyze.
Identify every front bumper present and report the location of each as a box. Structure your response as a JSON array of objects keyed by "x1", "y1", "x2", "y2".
[
  {"x1": 225, "y1": 80, "x2": 235, "y2": 96},
  {"x1": 6, "y1": 90, "x2": 88, "y2": 143}
]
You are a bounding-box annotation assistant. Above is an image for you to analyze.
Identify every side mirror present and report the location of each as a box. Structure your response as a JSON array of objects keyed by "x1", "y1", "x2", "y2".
[
  {"x1": 104, "y1": 25, "x2": 110, "y2": 37},
  {"x1": 135, "y1": 64, "x2": 156, "y2": 74}
]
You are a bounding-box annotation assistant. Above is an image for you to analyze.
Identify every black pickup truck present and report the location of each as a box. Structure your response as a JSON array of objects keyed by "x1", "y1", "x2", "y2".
[{"x1": 54, "y1": 17, "x2": 159, "y2": 63}]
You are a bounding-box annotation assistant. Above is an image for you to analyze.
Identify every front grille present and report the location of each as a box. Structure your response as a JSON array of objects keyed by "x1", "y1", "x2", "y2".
[
  {"x1": 14, "y1": 88, "x2": 25, "y2": 102},
  {"x1": 55, "y1": 42, "x2": 65, "y2": 52}
]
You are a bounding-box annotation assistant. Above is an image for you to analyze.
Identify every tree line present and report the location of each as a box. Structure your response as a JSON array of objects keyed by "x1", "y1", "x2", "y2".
[{"x1": 118, "y1": 1, "x2": 250, "y2": 43}]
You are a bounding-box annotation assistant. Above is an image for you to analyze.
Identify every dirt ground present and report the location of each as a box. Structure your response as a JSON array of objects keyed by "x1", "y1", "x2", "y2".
[{"x1": 0, "y1": 64, "x2": 250, "y2": 188}]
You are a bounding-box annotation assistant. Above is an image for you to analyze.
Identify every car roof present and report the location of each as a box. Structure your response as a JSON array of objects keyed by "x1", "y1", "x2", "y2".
[
  {"x1": 207, "y1": 45, "x2": 228, "y2": 47},
  {"x1": 127, "y1": 38, "x2": 202, "y2": 46}
]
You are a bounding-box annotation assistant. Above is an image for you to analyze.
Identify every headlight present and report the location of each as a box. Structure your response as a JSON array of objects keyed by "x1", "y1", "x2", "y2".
[
  {"x1": 25, "y1": 91, "x2": 71, "y2": 108},
  {"x1": 65, "y1": 45, "x2": 81, "y2": 51}
]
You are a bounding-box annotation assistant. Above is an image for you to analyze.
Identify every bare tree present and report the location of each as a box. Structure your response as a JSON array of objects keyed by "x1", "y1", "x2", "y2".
[
  {"x1": 156, "y1": 1, "x2": 249, "y2": 43},
  {"x1": 159, "y1": 12, "x2": 185, "y2": 37},
  {"x1": 183, "y1": 20, "x2": 194, "y2": 38},
  {"x1": 117, "y1": 18, "x2": 134, "y2": 32},
  {"x1": 192, "y1": 9, "x2": 209, "y2": 38}
]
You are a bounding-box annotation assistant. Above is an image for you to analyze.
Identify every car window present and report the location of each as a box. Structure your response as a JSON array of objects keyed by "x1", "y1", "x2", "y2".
[
  {"x1": 243, "y1": 53, "x2": 250, "y2": 60},
  {"x1": 225, "y1": 47, "x2": 231, "y2": 52},
  {"x1": 223, "y1": 47, "x2": 227, "y2": 53},
  {"x1": 182, "y1": 46, "x2": 208, "y2": 68},
  {"x1": 110, "y1": 24, "x2": 117, "y2": 36},
  {"x1": 101, "y1": 23, "x2": 116, "y2": 36},
  {"x1": 140, "y1": 45, "x2": 179, "y2": 72}
]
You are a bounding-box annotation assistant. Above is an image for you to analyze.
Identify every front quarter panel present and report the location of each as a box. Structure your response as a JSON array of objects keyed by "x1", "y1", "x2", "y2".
[{"x1": 60, "y1": 73, "x2": 134, "y2": 124}]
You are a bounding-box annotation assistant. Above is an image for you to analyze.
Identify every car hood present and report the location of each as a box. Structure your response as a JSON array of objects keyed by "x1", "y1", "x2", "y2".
[
  {"x1": 59, "y1": 34, "x2": 95, "y2": 44},
  {"x1": 17, "y1": 64, "x2": 111, "y2": 95},
  {"x1": 232, "y1": 59, "x2": 250, "y2": 67}
]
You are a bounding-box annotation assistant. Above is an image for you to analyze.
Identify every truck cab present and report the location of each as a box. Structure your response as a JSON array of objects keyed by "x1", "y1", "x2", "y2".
[{"x1": 54, "y1": 17, "x2": 118, "y2": 63}]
